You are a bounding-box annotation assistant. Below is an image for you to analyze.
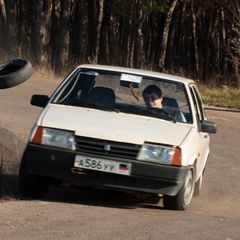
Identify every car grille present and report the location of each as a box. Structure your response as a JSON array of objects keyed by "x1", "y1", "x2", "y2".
[{"x1": 75, "y1": 136, "x2": 141, "y2": 159}]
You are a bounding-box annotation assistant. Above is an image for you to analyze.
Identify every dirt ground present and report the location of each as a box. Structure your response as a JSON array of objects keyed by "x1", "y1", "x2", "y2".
[{"x1": 0, "y1": 76, "x2": 240, "y2": 240}]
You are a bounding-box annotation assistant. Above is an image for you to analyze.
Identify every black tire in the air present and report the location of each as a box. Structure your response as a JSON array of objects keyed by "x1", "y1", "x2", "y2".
[{"x1": 0, "y1": 59, "x2": 33, "y2": 89}]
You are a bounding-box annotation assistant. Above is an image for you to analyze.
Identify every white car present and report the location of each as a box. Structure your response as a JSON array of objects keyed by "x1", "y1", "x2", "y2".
[{"x1": 19, "y1": 64, "x2": 217, "y2": 210}]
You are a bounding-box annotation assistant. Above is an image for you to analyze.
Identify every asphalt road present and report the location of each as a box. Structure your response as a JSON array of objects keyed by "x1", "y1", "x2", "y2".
[{"x1": 0, "y1": 76, "x2": 239, "y2": 240}]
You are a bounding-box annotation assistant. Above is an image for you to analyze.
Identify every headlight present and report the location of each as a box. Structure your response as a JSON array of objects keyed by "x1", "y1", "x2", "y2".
[
  {"x1": 31, "y1": 127, "x2": 76, "y2": 150},
  {"x1": 137, "y1": 143, "x2": 181, "y2": 166}
]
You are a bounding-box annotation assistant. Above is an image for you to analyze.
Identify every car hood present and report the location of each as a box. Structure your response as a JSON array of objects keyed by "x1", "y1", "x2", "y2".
[{"x1": 38, "y1": 104, "x2": 193, "y2": 146}]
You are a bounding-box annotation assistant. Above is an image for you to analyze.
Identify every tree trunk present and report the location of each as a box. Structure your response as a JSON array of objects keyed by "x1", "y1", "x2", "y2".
[
  {"x1": 88, "y1": 0, "x2": 104, "y2": 64},
  {"x1": 99, "y1": 0, "x2": 109, "y2": 64},
  {"x1": 87, "y1": 0, "x2": 97, "y2": 63},
  {"x1": 128, "y1": 18, "x2": 135, "y2": 68},
  {"x1": 42, "y1": 0, "x2": 53, "y2": 67},
  {"x1": 108, "y1": 9, "x2": 114, "y2": 64},
  {"x1": 95, "y1": 0, "x2": 104, "y2": 63},
  {"x1": 28, "y1": 0, "x2": 46, "y2": 66},
  {"x1": 17, "y1": 0, "x2": 30, "y2": 58},
  {"x1": 70, "y1": 0, "x2": 84, "y2": 63},
  {"x1": 201, "y1": 6, "x2": 218, "y2": 84},
  {"x1": 136, "y1": 0, "x2": 145, "y2": 69},
  {"x1": 55, "y1": 0, "x2": 71, "y2": 75},
  {"x1": 0, "y1": 0, "x2": 7, "y2": 46},
  {"x1": 191, "y1": 0, "x2": 199, "y2": 79},
  {"x1": 158, "y1": 0, "x2": 179, "y2": 71},
  {"x1": 48, "y1": 0, "x2": 59, "y2": 68},
  {"x1": 119, "y1": 17, "x2": 130, "y2": 66},
  {"x1": 165, "y1": 3, "x2": 178, "y2": 70},
  {"x1": 128, "y1": 2, "x2": 137, "y2": 68},
  {"x1": 4, "y1": 0, "x2": 17, "y2": 55}
]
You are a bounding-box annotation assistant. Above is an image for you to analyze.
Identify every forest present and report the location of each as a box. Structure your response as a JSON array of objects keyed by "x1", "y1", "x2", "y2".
[{"x1": 0, "y1": 0, "x2": 239, "y2": 87}]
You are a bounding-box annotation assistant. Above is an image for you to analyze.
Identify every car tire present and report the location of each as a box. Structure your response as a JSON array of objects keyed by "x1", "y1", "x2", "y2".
[
  {"x1": 163, "y1": 169, "x2": 195, "y2": 210},
  {"x1": 0, "y1": 59, "x2": 33, "y2": 89},
  {"x1": 19, "y1": 149, "x2": 50, "y2": 198}
]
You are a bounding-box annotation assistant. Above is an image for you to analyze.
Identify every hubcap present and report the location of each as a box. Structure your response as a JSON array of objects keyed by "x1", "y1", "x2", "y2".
[{"x1": 184, "y1": 170, "x2": 194, "y2": 206}]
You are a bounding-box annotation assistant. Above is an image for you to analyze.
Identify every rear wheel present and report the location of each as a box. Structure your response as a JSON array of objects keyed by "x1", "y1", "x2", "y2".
[
  {"x1": 163, "y1": 169, "x2": 195, "y2": 210},
  {"x1": 19, "y1": 150, "x2": 50, "y2": 198}
]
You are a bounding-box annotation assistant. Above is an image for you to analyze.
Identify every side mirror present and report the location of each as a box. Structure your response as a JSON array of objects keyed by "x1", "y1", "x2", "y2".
[
  {"x1": 201, "y1": 120, "x2": 217, "y2": 133},
  {"x1": 31, "y1": 94, "x2": 49, "y2": 108}
]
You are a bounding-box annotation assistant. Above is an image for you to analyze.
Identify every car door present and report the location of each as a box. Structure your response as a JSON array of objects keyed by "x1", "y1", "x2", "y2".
[{"x1": 189, "y1": 84, "x2": 210, "y2": 179}]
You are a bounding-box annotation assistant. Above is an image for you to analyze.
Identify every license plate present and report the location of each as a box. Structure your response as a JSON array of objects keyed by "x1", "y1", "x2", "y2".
[{"x1": 74, "y1": 155, "x2": 131, "y2": 176}]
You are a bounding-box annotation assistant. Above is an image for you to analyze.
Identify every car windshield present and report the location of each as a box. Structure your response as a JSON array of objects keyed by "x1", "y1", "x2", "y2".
[{"x1": 51, "y1": 67, "x2": 192, "y2": 123}]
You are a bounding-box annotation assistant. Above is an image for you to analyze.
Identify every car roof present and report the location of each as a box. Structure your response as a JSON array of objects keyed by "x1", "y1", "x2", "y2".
[{"x1": 77, "y1": 64, "x2": 195, "y2": 85}]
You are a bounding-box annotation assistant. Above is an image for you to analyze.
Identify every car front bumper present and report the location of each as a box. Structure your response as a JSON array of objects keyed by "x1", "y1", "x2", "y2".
[{"x1": 26, "y1": 143, "x2": 190, "y2": 196}]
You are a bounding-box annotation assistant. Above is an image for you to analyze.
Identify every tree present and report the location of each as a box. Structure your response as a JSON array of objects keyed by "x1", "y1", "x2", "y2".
[
  {"x1": 0, "y1": 0, "x2": 239, "y2": 86},
  {"x1": 158, "y1": 0, "x2": 179, "y2": 71},
  {"x1": 224, "y1": 2, "x2": 240, "y2": 87},
  {"x1": 88, "y1": 0, "x2": 104, "y2": 64},
  {"x1": 28, "y1": 0, "x2": 47, "y2": 66},
  {"x1": 0, "y1": 0, "x2": 7, "y2": 47},
  {"x1": 54, "y1": 0, "x2": 72, "y2": 75}
]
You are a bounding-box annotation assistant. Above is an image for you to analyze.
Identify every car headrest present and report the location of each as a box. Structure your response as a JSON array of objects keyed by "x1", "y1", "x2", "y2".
[
  {"x1": 162, "y1": 97, "x2": 179, "y2": 108},
  {"x1": 88, "y1": 87, "x2": 116, "y2": 106}
]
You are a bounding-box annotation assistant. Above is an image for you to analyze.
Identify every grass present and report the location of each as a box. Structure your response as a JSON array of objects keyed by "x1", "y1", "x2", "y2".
[{"x1": 199, "y1": 87, "x2": 240, "y2": 110}]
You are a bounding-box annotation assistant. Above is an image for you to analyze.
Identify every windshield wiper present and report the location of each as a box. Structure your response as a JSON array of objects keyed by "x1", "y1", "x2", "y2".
[{"x1": 149, "y1": 108, "x2": 177, "y2": 123}]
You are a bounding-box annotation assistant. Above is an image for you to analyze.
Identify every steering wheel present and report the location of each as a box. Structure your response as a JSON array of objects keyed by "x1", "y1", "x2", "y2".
[{"x1": 148, "y1": 107, "x2": 170, "y2": 116}]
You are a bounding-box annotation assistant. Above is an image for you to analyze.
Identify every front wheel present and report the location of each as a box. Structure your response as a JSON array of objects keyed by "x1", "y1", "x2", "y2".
[
  {"x1": 163, "y1": 169, "x2": 195, "y2": 210},
  {"x1": 19, "y1": 150, "x2": 50, "y2": 198}
]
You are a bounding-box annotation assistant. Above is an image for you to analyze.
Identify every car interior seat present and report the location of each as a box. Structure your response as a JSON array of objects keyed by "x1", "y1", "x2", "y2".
[
  {"x1": 162, "y1": 97, "x2": 179, "y2": 108},
  {"x1": 88, "y1": 86, "x2": 116, "y2": 107}
]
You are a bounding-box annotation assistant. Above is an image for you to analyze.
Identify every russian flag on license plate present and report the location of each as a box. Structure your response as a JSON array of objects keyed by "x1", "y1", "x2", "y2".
[{"x1": 119, "y1": 164, "x2": 128, "y2": 171}]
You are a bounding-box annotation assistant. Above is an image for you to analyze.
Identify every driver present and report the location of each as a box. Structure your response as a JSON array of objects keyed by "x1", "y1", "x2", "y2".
[
  {"x1": 142, "y1": 85, "x2": 163, "y2": 108},
  {"x1": 142, "y1": 85, "x2": 186, "y2": 122}
]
